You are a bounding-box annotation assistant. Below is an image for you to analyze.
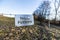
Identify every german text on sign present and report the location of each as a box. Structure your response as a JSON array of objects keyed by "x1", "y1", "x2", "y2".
[{"x1": 15, "y1": 14, "x2": 34, "y2": 26}]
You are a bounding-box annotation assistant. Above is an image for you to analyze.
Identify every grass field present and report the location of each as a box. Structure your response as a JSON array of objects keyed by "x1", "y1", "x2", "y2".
[{"x1": 0, "y1": 15, "x2": 60, "y2": 40}]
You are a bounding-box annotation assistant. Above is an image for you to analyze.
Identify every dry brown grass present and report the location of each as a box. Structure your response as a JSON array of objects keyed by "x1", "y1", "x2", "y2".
[{"x1": 0, "y1": 15, "x2": 60, "y2": 40}]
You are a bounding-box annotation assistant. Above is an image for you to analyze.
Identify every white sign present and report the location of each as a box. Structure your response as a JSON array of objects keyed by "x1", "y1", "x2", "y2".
[{"x1": 15, "y1": 14, "x2": 34, "y2": 26}]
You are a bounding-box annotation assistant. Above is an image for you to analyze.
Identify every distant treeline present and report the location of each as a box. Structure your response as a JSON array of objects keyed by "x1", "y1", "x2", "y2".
[{"x1": 33, "y1": 15, "x2": 60, "y2": 24}]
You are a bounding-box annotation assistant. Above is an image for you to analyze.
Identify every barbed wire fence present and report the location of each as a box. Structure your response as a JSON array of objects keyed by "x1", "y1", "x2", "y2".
[{"x1": 0, "y1": 13, "x2": 15, "y2": 16}]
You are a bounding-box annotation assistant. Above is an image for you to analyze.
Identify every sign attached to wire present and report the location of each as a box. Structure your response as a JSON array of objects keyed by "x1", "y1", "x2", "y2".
[{"x1": 15, "y1": 14, "x2": 34, "y2": 26}]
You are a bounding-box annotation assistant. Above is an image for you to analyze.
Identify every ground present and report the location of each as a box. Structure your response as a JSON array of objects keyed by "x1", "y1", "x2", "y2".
[{"x1": 0, "y1": 15, "x2": 60, "y2": 40}]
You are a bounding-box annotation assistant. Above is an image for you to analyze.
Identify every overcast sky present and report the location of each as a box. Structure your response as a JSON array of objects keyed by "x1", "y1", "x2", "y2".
[{"x1": 0, "y1": 0, "x2": 43, "y2": 14}]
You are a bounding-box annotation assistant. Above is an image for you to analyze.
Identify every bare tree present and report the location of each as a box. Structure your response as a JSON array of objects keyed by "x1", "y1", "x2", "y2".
[
  {"x1": 33, "y1": 0, "x2": 51, "y2": 27},
  {"x1": 54, "y1": 0, "x2": 60, "y2": 21},
  {"x1": 38, "y1": 1, "x2": 51, "y2": 18}
]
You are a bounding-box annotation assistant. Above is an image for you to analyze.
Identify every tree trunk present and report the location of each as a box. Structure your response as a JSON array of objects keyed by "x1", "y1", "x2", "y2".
[{"x1": 48, "y1": 20, "x2": 50, "y2": 28}]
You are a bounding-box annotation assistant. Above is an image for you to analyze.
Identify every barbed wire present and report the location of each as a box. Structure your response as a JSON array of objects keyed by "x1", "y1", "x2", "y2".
[{"x1": 0, "y1": 13, "x2": 16, "y2": 16}]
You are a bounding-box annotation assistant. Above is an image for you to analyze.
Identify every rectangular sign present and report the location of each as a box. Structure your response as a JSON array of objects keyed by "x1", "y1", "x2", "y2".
[{"x1": 15, "y1": 14, "x2": 34, "y2": 26}]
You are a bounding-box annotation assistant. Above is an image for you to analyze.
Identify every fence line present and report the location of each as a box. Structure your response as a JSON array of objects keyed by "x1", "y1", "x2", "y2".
[
  {"x1": 0, "y1": 13, "x2": 16, "y2": 15},
  {"x1": 0, "y1": 13, "x2": 16, "y2": 18}
]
